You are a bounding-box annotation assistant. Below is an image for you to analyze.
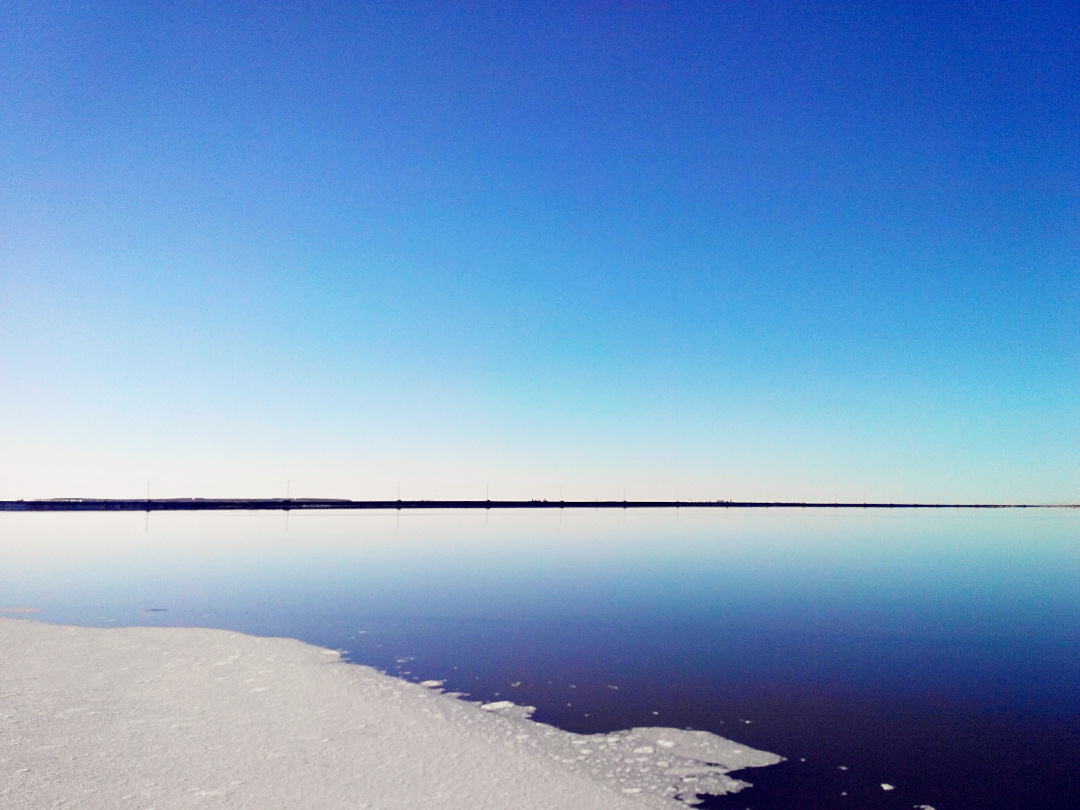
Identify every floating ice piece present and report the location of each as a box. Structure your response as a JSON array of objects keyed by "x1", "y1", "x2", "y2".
[
  {"x1": 881, "y1": 783, "x2": 895, "y2": 790},
  {"x1": 419, "y1": 680, "x2": 445, "y2": 688},
  {"x1": 519, "y1": 726, "x2": 781, "y2": 806}
]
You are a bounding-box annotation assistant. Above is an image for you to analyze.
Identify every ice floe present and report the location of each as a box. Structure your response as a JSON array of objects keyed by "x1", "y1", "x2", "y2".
[
  {"x1": 469, "y1": 701, "x2": 782, "y2": 806},
  {"x1": 0, "y1": 617, "x2": 781, "y2": 809}
]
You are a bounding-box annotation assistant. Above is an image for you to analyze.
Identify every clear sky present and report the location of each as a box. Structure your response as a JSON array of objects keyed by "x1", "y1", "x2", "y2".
[{"x1": 1, "y1": 1, "x2": 1076, "y2": 503}]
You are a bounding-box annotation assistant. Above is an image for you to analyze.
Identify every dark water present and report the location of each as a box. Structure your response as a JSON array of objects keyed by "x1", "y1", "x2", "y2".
[{"x1": 2, "y1": 508, "x2": 1077, "y2": 809}]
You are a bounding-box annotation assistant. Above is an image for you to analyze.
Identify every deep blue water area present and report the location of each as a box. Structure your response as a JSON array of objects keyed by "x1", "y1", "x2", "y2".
[{"x1": 2, "y1": 508, "x2": 1077, "y2": 809}]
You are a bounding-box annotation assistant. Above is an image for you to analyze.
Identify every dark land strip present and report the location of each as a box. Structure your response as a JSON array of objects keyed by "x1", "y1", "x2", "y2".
[{"x1": 1, "y1": 499, "x2": 1074, "y2": 512}]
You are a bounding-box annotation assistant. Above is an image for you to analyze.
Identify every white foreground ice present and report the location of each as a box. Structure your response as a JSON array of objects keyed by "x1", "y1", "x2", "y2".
[{"x1": 0, "y1": 618, "x2": 780, "y2": 809}]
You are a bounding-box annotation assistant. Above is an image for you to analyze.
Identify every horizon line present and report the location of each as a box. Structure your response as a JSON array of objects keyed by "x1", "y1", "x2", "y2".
[{"x1": 1, "y1": 498, "x2": 1076, "y2": 512}]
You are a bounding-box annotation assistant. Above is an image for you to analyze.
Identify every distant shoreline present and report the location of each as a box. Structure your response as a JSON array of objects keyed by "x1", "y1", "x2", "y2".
[{"x1": 1, "y1": 498, "x2": 1074, "y2": 512}]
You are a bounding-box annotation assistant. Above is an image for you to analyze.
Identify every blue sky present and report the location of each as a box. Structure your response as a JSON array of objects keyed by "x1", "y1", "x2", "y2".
[{"x1": 1, "y1": 1, "x2": 1076, "y2": 502}]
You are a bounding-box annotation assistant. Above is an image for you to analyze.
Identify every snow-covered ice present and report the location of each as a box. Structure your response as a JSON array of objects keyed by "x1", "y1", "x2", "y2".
[{"x1": 0, "y1": 617, "x2": 780, "y2": 809}]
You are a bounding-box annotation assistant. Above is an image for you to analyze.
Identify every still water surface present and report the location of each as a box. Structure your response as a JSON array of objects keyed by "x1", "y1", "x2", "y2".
[{"x1": 2, "y1": 508, "x2": 1077, "y2": 809}]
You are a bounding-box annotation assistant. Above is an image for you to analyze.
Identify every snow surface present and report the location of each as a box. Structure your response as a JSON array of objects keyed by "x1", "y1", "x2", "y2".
[{"x1": 0, "y1": 617, "x2": 780, "y2": 809}]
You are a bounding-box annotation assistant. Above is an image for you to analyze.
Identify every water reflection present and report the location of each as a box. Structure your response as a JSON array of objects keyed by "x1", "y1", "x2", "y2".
[{"x1": 2, "y1": 508, "x2": 1078, "y2": 808}]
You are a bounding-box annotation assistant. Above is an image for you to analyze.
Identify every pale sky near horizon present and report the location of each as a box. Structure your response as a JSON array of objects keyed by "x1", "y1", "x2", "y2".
[{"x1": 2, "y1": 1, "x2": 1077, "y2": 503}]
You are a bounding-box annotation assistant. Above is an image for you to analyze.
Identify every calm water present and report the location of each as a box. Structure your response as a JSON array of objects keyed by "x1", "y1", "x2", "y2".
[{"x1": 2, "y1": 508, "x2": 1077, "y2": 809}]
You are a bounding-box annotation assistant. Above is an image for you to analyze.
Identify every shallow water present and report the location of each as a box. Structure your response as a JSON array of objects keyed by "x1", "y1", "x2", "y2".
[{"x1": 2, "y1": 508, "x2": 1077, "y2": 808}]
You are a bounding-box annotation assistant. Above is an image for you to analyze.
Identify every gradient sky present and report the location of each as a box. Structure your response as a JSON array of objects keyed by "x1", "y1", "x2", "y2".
[{"x1": 2, "y1": 1, "x2": 1076, "y2": 502}]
